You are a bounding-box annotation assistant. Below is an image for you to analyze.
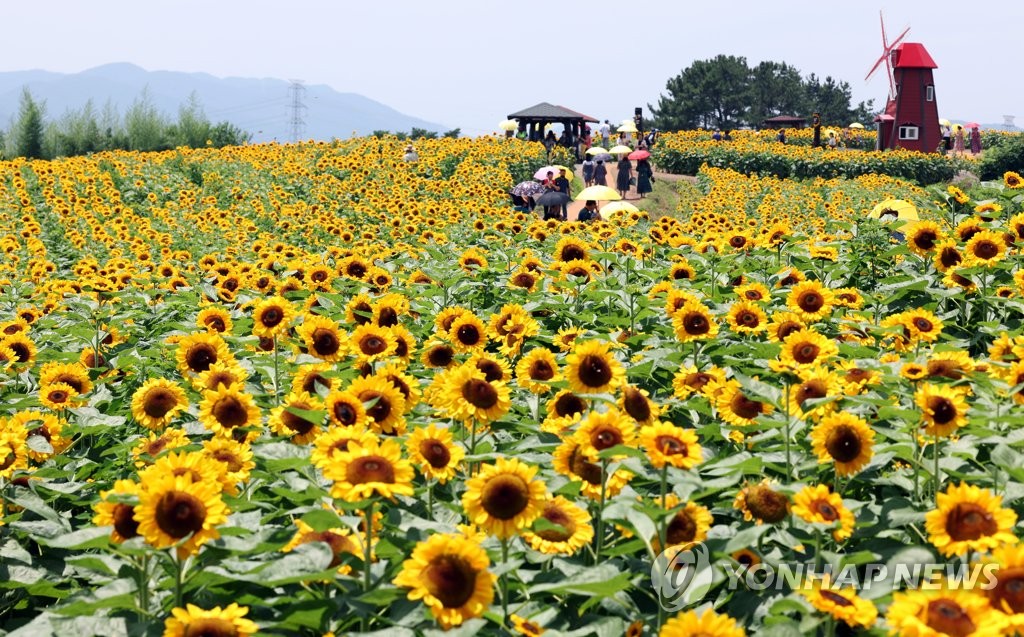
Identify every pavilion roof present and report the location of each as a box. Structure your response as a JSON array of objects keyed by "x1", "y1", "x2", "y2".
[{"x1": 508, "y1": 102, "x2": 599, "y2": 122}]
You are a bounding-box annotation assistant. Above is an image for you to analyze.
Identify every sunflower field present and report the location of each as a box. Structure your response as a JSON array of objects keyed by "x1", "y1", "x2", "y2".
[{"x1": 2, "y1": 135, "x2": 1024, "y2": 637}]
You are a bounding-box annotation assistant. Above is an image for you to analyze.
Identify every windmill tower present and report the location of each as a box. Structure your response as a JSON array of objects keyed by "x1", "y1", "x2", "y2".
[{"x1": 867, "y1": 12, "x2": 941, "y2": 152}]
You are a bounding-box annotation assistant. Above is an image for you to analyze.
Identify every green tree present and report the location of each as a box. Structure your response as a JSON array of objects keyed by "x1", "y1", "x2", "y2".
[
  {"x1": 409, "y1": 127, "x2": 438, "y2": 140},
  {"x1": 747, "y1": 61, "x2": 807, "y2": 127},
  {"x1": 208, "y1": 121, "x2": 251, "y2": 147},
  {"x1": 14, "y1": 87, "x2": 46, "y2": 159},
  {"x1": 168, "y1": 92, "x2": 212, "y2": 148},
  {"x1": 804, "y1": 74, "x2": 874, "y2": 127},
  {"x1": 650, "y1": 55, "x2": 751, "y2": 131},
  {"x1": 442, "y1": 128, "x2": 461, "y2": 138},
  {"x1": 125, "y1": 88, "x2": 167, "y2": 152}
]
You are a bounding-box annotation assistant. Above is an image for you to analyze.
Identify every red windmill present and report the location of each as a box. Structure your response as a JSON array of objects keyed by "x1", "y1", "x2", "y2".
[{"x1": 867, "y1": 12, "x2": 941, "y2": 152}]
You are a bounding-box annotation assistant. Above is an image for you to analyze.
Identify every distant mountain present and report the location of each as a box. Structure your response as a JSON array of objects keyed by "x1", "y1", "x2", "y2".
[{"x1": 0, "y1": 63, "x2": 447, "y2": 143}]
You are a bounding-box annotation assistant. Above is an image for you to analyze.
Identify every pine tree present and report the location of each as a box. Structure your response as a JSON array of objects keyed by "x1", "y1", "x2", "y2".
[{"x1": 14, "y1": 88, "x2": 45, "y2": 159}]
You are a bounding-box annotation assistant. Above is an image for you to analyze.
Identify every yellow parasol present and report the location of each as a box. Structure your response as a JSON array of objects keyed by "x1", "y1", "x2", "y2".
[
  {"x1": 609, "y1": 144, "x2": 633, "y2": 155},
  {"x1": 498, "y1": 119, "x2": 518, "y2": 131},
  {"x1": 574, "y1": 185, "x2": 621, "y2": 201},
  {"x1": 848, "y1": 122, "x2": 865, "y2": 129},
  {"x1": 617, "y1": 122, "x2": 638, "y2": 133},
  {"x1": 600, "y1": 201, "x2": 640, "y2": 219},
  {"x1": 869, "y1": 199, "x2": 919, "y2": 231},
  {"x1": 585, "y1": 146, "x2": 609, "y2": 156}
]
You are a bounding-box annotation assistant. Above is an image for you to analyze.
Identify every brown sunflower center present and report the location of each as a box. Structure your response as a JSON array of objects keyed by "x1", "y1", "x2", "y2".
[
  {"x1": 622, "y1": 387, "x2": 651, "y2": 422},
  {"x1": 990, "y1": 568, "x2": 1024, "y2": 613},
  {"x1": 569, "y1": 447, "x2": 603, "y2": 485},
  {"x1": 656, "y1": 435, "x2": 685, "y2": 456},
  {"x1": 554, "y1": 393, "x2": 587, "y2": 417},
  {"x1": 185, "y1": 344, "x2": 218, "y2": 373},
  {"x1": 926, "y1": 396, "x2": 957, "y2": 425},
  {"x1": 528, "y1": 359, "x2": 554, "y2": 381},
  {"x1": 940, "y1": 247, "x2": 962, "y2": 268},
  {"x1": 351, "y1": 301, "x2": 372, "y2": 325},
  {"x1": 281, "y1": 404, "x2": 316, "y2": 435},
  {"x1": 154, "y1": 491, "x2": 207, "y2": 539},
  {"x1": 427, "y1": 345, "x2": 454, "y2": 367},
  {"x1": 577, "y1": 354, "x2": 613, "y2": 388},
  {"x1": 945, "y1": 502, "x2": 998, "y2": 541},
  {"x1": 55, "y1": 374, "x2": 85, "y2": 393},
  {"x1": 685, "y1": 372, "x2": 713, "y2": 391},
  {"x1": 456, "y1": 324, "x2": 481, "y2": 345},
  {"x1": 347, "y1": 455, "x2": 395, "y2": 484},
  {"x1": 682, "y1": 312, "x2": 710, "y2": 335},
  {"x1": 143, "y1": 388, "x2": 178, "y2": 419},
  {"x1": 360, "y1": 335, "x2": 387, "y2": 355},
  {"x1": 359, "y1": 390, "x2": 392, "y2": 423},
  {"x1": 745, "y1": 485, "x2": 789, "y2": 523},
  {"x1": 476, "y1": 360, "x2": 504, "y2": 382},
  {"x1": 818, "y1": 590, "x2": 854, "y2": 607},
  {"x1": 112, "y1": 503, "x2": 139, "y2": 539},
  {"x1": 46, "y1": 389, "x2": 70, "y2": 404},
  {"x1": 730, "y1": 393, "x2": 764, "y2": 420},
  {"x1": 306, "y1": 530, "x2": 356, "y2": 568},
  {"x1": 826, "y1": 425, "x2": 862, "y2": 463},
  {"x1": 461, "y1": 379, "x2": 498, "y2": 409},
  {"x1": 211, "y1": 450, "x2": 244, "y2": 473},
  {"x1": 927, "y1": 360, "x2": 962, "y2": 380},
  {"x1": 332, "y1": 400, "x2": 359, "y2": 426},
  {"x1": 776, "y1": 321, "x2": 802, "y2": 341},
  {"x1": 813, "y1": 500, "x2": 839, "y2": 522},
  {"x1": 211, "y1": 396, "x2": 249, "y2": 429},
  {"x1": 666, "y1": 510, "x2": 698, "y2": 545},
  {"x1": 420, "y1": 440, "x2": 451, "y2": 469},
  {"x1": 480, "y1": 474, "x2": 530, "y2": 520},
  {"x1": 560, "y1": 245, "x2": 586, "y2": 261},
  {"x1": 205, "y1": 316, "x2": 227, "y2": 332},
  {"x1": 925, "y1": 599, "x2": 975, "y2": 637},
  {"x1": 423, "y1": 555, "x2": 477, "y2": 609},
  {"x1": 796, "y1": 380, "x2": 827, "y2": 407},
  {"x1": 973, "y1": 240, "x2": 998, "y2": 259},
  {"x1": 260, "y1": 307, "x2": 283, "y2": 328},
  {"x1": 512, "y1": 272, "x2": 536, "y2": 288},
  {"x1": 914, "y1": 231, "x2": 937, "y2": 250},
  {"x1": 204, "y1": 371, "x2": 237, "y2": 391},
  {"x1": 737, "y1": 311, "x2": 760, "y2": 327},
  {"x1": 180, "y1": 617, "x2": 238, "y2": 637},
  {"x1": 797, "y1": 291, "x2": 824, "y2": 313},
  {"x1": 589, "y1": 425, "x2": 623, "y2": 450},
  {"x1": 793, "y1": 342, "x2": 821, "y2": 364},
  {"x1": 729, "y1": 235, "x2": 746, "y2": 248},
  {"x1": 535, "y1": 506, "x2": 576, "y2": 542}
]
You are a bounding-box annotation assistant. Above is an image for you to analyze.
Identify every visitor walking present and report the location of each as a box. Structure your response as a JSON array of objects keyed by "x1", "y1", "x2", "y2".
[
  {"x1": 582, "y1": 155, "x2": 595, "y2": 186},
  {"x1": 953, "y1": 126, "x2": 965, "y2": 155},
  {"x1": 616, "y1": 155, "x2": 632, "y2": 199},
  {"x1": 970, "y1": 126, "x2": 982, "y2": 155},
  {"x1": 635, "y1": 158, "x2": 653, "y2": 198},
  {"x1": 593, "y1": 159, "x2": 608, "y2": 186}
]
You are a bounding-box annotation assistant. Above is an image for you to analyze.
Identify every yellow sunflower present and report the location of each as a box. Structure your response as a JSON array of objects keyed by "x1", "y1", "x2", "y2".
[
  {"x1": 323, "y1": 390, "x2": 369, "y2": 429},
  {"x1": 906, "y1": 220, "x2": 945, "y2": 256},
  {"x1": 726, "y1": 300, "x2": 768, "y2": 334},
  {"x1": 671, "y1": 365, "x2": 727, "y2": 401},
  {"x1": 131, "y1": 428, "x2": 190, "y2": 468},
  {"x1": 733, "y1": 480, "x2": 790, "y2": 524},
  {"x1": 193, "y1": 360, "x2": 248, "y2": 393},
  {"x1": 92, "y1": 478, "x2": 142, "y2": 543},
  {"x1": 619, "y1": 385, "x2": 660, "y2": 425},
  {"x1": 639, "y1": 422, "x2": 702, "y2": 469},
  {"x1": 290, "y1": 362, "x2": 335, "y2": 396},
  {"x1": 462, "y1": 457, "x2": 547, "y2": 539},
  {"x1": 984, "y1": 544, "x2": 1024, "y2": 619},
  {"x1": 521, "y1": 495, "x2": 593, "y2": 555},
  {"x1": 195, "y1": 306, "x2": 233, "y2": 334},
  {"x1": 251, "y1": 295, "x2": 296, "y2": 339},
  {"x1": 348, "y1": 375, "x2": 407, "y2": 435},
  {"x1": 789, "y1": 366, "x2": 842, "y2": 421},
  {"x1": 553, "y1": 326, "x2": 587, "y2": 352},
  {"x1": 200, "y1": 437, "x2": 255, "y2": 494},
  {"x1": 297, "y1": 314, "x2": 346, "y2": 362},
  {"x1": 773, "y1": 328, "x2": 838, "y2": 372},
  {"x1": 964, "y1": 230, "x2": 1007, "y2": 267},
  {"x1": 162, "y1": 603, "x2": 258, "y2": 637},
  {"x1": 766, "y1": 311, "x2": 806, "y2": 343},
  {"x1": 810, "y1": 412, "x2": 875, "y2": 476},
  {"x1": 11, "y1": 410, "x2": 69, "y2": 461},
  {"x1": 926, "y1": 482, "x2": 1018, "y2": 557},
  {"x1": 792, "y1": 484, "x2": 855, "y2": 542},
  {"x1": 659, "y1": 608, "x2": 746, "y2": 637},
  {"x1": 282, "y1": 519, "x2": 363, "y2": 574},
  {"x1": 348, "y1": 323, "x2": 397, "y2": 365},
  {"x1": 39, "y1": 382, "x2": 81, "y2": 412},
  {"x1": 785, "y1": 280, "x2": 835, "y2": 323},
  {"x1": 510, "y1": 614, "x2": 546, "y2": 637},
  {"x1": 268, "y1": 391, "x2": 325, "y2": 444},
  {"x1": 575, "y1": 409, "x2": 636, "y2": 457},
  {"x1": 659, "y1": 495, "x2": 713, "y2": 550},
  {"x1": 323, "y1": 437, "x2": 414, "y2": 502},
  {"x1": 713, "y1": 379, "x2": 774, "y2": 427},
  {"x1": 800, "y1": 577, "x2": 877, "y2": 629},
  {"x1": 886, "y1": 587, "x2": 1006, "y2": 637},
  {"x1": 393, "y1": 533, "x2": 495, "y2": 630},
  {"x1": 406, "y1": 424, "x2": 465, "y2": 484},
  {"x1": 198, "y1": 384, "x2": 262, "y2": 439},
  {"x1": 915, "y1": 383, "x2": 970, "y2": 437},
  {"x1": 440, "y1": 363, "x2": 511, "y2": 424},
  {"x1": 564, "y1": 340, "x2": 625, "y2": 394},
  {"x1": 175, "y1": 332, "x2": 232, "y2": 376},
  {"x1": 135, "y1": 472, "x2": 228, "y2": 558},
  {"x1": 449, "y1": 313, "x2": 487, "y2": 353},
  {"x1": 672, "y1": 301, "x2": 720, "y2": 343},
  {"x1": 38, "y1": 361, "x2": 93, "y2": 396},
  {"x1": 515, "y1": 348, "x2": 561, "y2": 394},
  {"x1": 131, "y1": 378, "x2": 189, "y2": 430},
  {"x1": 310, "y1": 426, "x2": 376, "y2": 470}
]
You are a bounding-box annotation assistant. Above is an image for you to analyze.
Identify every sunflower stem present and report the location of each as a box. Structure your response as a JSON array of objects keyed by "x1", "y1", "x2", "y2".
[
  {"x1": 593, "y1": 458, "x2": 608, "y2": 565},
  {"x1": 933, "y1": 433, "x2": 941, "y2": 506},
  {"x1": 272, "y1": 336, "x2": 281, "y2": 405},
  {"x1": 135, "y1": 554, "x2": 150, "y2": 619},
  {"x1": 500, "y1": 538, "x2": 510, "y2": 626},
  {"x1": 469, "y1": 419, "x2": 478, "y2": 475},
  {"x1": 426, "y1": 479, "x2": 434, "y2": 522},
  {"x1": 362, "y1": 499, "x2": 375, "y2": 630},
  {"x1": 784, "y1": 382, "x2": 792, "y2": 480},
  {"x1": 912, "y1": 425, "x2": 921, "y2": 503},
  {"x1": 172, "y1": 551, "x2": 186, "y2": 609}
]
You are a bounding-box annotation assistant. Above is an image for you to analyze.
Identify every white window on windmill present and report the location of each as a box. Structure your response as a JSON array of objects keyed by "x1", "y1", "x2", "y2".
[
  {"x1": 926, "y1": 85, "x2": 935, "y2": 102},
  {"x1": 898, "y1": 125, "x2": 919, "y2": 140}
]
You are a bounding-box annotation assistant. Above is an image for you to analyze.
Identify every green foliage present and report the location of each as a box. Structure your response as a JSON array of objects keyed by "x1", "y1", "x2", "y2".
[
  {"x1": 13, "y1": 87, "x2": 45, "y2": 159},
  {"x1": 124, "y1": 88, "x2": 168, "y2": 152},
  {"x1": 442, "y1": 128, "x2": 461, "y2": 139},
  {"x1": 978, "y1": 134, "x2": 1024, "y2": 180},
  {"x1": 650, "y1": 57, "x2": 874, "y2": 131}
]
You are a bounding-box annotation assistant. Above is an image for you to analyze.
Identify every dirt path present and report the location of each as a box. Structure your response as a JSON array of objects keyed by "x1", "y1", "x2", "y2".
[{"x1": 563, "y1": 160, "x2": 692, "y2": 220}]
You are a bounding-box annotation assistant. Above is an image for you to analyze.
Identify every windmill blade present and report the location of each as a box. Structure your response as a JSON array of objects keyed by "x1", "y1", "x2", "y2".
[
  {"x1": 865, "y1": 53, "x2": 889, "y2": 81},
  {"x1": 879, "y1": 10, "x2": 888, "y2": 47},
  {"x1": 890, "y1": 25, "x2": 911, "y2": 48}
]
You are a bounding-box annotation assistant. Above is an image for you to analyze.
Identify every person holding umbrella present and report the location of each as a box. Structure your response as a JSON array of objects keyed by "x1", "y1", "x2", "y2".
[
  {"x1": 635, "y1": 157, "x2": 653, "y2": 198},
  {"x1": 970, "y1": 125, "x2": 982, "y2": 155},
  {"x1": 616, "y1": 154, "x2": 633, "y2": 199},
  {"x1": 554, "y1": 168, "x2": 571, "y2": 221},
  {"x1": 593, "y1": 159, "x2": 608, "y2": 187}
]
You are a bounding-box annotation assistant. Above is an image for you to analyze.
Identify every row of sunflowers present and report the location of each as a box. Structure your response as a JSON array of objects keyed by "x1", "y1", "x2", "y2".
[{"x1": 1, "y1": 136, "x2": 1024, "y2": 636}]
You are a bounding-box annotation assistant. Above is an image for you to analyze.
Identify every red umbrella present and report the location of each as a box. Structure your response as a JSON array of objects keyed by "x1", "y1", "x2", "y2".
[
  {"x1": 964, "y1": 122, "x2": 981, "y2": 130},
  {"x1": 627, "y1": 149, "x2": 651, "y2": 160}
]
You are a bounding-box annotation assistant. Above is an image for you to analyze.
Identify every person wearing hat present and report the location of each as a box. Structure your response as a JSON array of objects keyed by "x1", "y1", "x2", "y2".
[{"x1": 403, "y1": 145, "x2": 418, "y2": 162}]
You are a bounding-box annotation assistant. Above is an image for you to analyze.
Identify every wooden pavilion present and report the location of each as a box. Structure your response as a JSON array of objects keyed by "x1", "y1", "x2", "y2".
[
  {"x1": 762, "y1": 115, "x2": 807, "y2": 130},
  {"x1": 507, "y1": 102, "x2": 599, "y2": 146}
]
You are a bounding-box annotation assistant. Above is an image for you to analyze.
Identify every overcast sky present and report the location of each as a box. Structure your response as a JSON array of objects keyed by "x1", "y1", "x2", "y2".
[{"x1": 3, "y1": 0, "x2": 1020, "y2": 135}]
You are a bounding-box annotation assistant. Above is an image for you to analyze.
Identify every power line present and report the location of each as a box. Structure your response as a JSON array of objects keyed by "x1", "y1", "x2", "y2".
[{"x1": 287, "y1": 80, "x2": 307, "y2": 142}]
